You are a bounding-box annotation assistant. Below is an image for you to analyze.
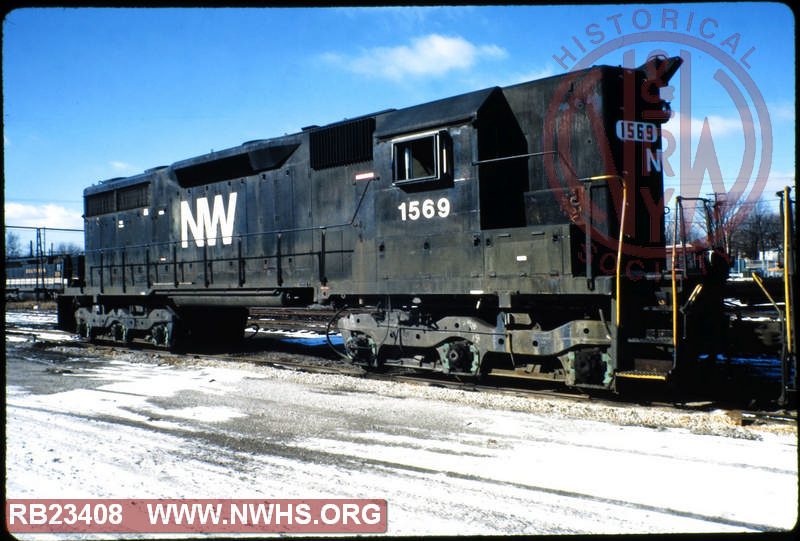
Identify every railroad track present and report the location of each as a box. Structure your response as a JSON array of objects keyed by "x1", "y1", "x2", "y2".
[
  {"x1": 383, "y1": 372, "x2": 798, "y2": 426},
  {"x1": 181, "y1": 352, "x2": 797, "y2": 429},
  {"x1": 5, "y1": 311, "x2": 797, "y2": 427}
]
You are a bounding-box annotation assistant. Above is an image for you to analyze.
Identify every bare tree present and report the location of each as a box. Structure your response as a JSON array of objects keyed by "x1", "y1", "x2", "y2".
[
  {"x1": 6, "y1": 231, "x2": 22, "y2": 257},
  {"x1": 727, "y1": 198, "x2": 782, "y2": 259},
  {"x1": 664, "y1": 201, "x2": 716, "y2": 246},
  {"x1": 55, "y1": 242, "x2": 82, "y2": 255}
]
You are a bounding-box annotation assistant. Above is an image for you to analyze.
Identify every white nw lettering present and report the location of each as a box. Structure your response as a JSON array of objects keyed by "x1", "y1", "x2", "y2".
[
  {"x1": 180, "y1": 192, "x2": 237, "y2": 248},
  {"x1": 646, "y1": 148, "x2": 663, "y2": 173}
]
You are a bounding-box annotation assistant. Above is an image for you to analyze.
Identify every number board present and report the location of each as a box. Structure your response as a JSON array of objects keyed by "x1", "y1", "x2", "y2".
[{"x1": 615, "y1": 120, "x2": 658, "y2": 143}]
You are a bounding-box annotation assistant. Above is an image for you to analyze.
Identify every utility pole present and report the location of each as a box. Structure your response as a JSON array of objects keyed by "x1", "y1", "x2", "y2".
[{"x1": 34, "y1": 228, "x2": 46, "y2": 301}]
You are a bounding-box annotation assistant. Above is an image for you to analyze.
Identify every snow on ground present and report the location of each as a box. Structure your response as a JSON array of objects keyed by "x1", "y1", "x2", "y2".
[
  {"x1": 6, "y1": 309, "x2": 78, "y2": 343},
  {"x1": 5, "y1": 309, "x2": 799, "y2": 536},
  {"x1": 5, "y1": 309, "x2": 58, "y2": 326}
]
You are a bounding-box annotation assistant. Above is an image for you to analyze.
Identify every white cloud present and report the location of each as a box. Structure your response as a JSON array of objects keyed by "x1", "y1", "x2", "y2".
[
  {"x1": 501, "y1": 66, "x2": 559, "y2": 86},
  {"x1": 768, "y1": 102, "x2": 795, "y2": 122},
  {"x1": 326, "y1": 34, "x2": 507, "y2": 81},
  {"x1": 694, "y1": 114, "x2": 747, "y2": 137},
  {"x1": 110, "y1": 161, "x2": 133, "y2": 170},
  {"x1": 4, "y1": 202, "x2": 83, "y2": 230},
  {"x1": 666, "y1": 111, "x2": 751, "y2": 138}
]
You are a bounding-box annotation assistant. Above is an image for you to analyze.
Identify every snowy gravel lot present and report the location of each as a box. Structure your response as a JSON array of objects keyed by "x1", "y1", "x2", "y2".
[{"x1": 5, "y1": 309, "x2": 798, "y2": 536}]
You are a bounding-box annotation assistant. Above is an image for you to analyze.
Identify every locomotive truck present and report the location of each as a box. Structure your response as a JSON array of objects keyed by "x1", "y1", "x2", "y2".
[{"x1": 58, "y1": 55, "x2": 728, "y2": 390}]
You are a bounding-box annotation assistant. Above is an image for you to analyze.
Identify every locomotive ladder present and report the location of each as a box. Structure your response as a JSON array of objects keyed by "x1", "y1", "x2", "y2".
[
  {"x1": 615, "y1": 195, "x2": 687, "y2": 383},
  {"x1": 778, "y1": 187, "x2": 796, "y2": 407}
]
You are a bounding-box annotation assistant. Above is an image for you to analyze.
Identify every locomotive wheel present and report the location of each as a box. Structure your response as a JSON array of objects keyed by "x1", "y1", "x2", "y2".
[
  {"x1": 77, "y1": 321, "x2": 91, "y2": 339},
  {"x1": 110, "y1": 322, "x2": 129, "y2": 343},
  {"x1": 345, "y1": 332, "x2": 379, "y2": 368},
  {"x1": 151, "y1": 324, "x2": 170, "y2": 347},
  {"x1": 439, "y1": 340, "x2": 480, "y2": 375},
  {"x1": 572, "y1": 349, "x2": 607, "y2": 385}
]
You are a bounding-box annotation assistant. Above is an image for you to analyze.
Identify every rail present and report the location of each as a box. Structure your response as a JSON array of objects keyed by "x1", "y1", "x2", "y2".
[{"x1": 7, "y1": 310, "x2": 796, "y2": 418}]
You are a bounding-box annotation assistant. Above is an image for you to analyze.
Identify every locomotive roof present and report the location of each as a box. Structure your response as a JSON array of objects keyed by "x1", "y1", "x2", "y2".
[
  {"x1": 374, "y1": 86, "x2": 501, "y2": 138},
  {"x1": 89, "y1": 136, "x2": 304, "y2": 194},
  {"x1": 86, "y1": 170, "x2": 154, "y2": 196},
  {"x1": 170, "y1": 136, "x2": 302, "y2": 186}
]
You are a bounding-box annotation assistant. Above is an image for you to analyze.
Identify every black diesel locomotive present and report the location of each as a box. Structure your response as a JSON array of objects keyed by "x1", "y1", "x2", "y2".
[{"x1": 58, "y1": 55, "x2": 726, "y2": 390}]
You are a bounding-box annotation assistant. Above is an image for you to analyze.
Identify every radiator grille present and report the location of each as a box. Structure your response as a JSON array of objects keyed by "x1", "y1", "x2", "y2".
[
  {"x1": 116, "y1": 183, "x2": 151, "y2": 211},
  {"x1": 85, "y1": 182, "x2": 151, "y2": 216},
  {"x1": 310, "y1": 117, "x2": 375, "y2": 170},
  {"x1": 85, "y1": 191, "x2": 116, "y2": 216}
]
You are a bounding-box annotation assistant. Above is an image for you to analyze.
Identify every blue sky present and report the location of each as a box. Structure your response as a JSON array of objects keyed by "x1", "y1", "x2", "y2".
[{"x1": 3, "y1": 4, "x2": 795, "y2": 250}]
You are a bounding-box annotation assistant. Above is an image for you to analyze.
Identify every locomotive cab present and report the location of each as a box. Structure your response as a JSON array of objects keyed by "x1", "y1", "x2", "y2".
[{"x1": 340, "y1": 56, "x2": 687, "y2": 389}]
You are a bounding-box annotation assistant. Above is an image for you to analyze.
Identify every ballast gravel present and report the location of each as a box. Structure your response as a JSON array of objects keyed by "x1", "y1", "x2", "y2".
[{"x1": 148, "y1": 352, "x2": 793, "y2": 441}]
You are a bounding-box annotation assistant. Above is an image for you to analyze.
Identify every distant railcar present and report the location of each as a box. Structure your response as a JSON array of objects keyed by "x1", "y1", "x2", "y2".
[
  {"x1": 6, "y1": 253, "x2": 84, "y2": 301},
  {"x1": 58, "y1": 55, "x2": 732, "y2": 390}
]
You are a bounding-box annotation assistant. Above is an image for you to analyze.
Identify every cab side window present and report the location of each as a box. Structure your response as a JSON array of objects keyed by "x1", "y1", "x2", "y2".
[{"x1": 392, "y1": 131, "x2": 452, "y2": 191}]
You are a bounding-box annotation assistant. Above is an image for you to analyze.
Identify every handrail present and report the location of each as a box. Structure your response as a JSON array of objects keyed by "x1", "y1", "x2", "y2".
[
  {"x1": 81, "y1": 176, "x2": 378, "y2": 256},
  {"x1": 471, "y1": 150, "x2": 557, "y2": 166},
  {"x1": 671, "y1": 197, "x2": 680, "y2": 347},
  {"x1": 782, "y1": 186, "x2": 793, "y2": 355},
  {"x1": 615, "y1": 176, "x2": 627, "y2": 327},
  {"x1": 572, "y1": 173, "x2": 625, "y2": 325},
  {"x1": 751, "y1": 272, "x2": 782, "y2": 320}
]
